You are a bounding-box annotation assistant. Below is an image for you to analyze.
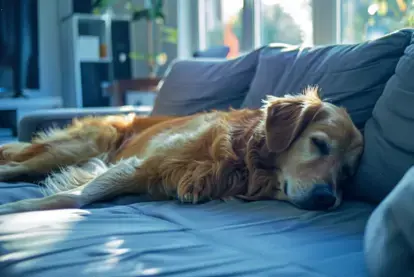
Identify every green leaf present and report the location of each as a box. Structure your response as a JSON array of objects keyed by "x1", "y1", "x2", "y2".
[
  {"x1": 91, "y1": 0, "x2": 103, "y2": 8},
  {"x1": 129, "y1": 52, "x2": 146, "y2": 60},
  {"x1": 92, "y1": 8, "x2": 101, "y2": 15},
  {"x1": 161, "y1": 26, "x2": 178, "y2": 44},
  {"x1": 163, "y1": 37, "x2": 177, "y2": 44},
  {"x1": 130, "y1": 0, "x2": 165, "y2": 22},
  {"x1": 92, "y1": 0, "x2": 113, "y2": 9},
  {"x1": 155, "y1": 11, "x2": 166, "y2": 23},
  {"x1": 132, "y1": 9, "x2": 150, "y2": 21}
]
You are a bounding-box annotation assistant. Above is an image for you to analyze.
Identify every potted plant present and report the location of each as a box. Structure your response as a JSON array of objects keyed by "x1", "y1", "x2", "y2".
[{"x1": 92, "y1": 0, "x2": 177, "y2": 77}]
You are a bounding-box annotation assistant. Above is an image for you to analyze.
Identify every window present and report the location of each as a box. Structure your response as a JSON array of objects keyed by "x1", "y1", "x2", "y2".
[
  {"x1": 197, "y1": 0, "x2": 413, "y2": 55},
  {"x1": 202, "y1": 0, "x2": 244, "y2": 58},
  {"x1": 259, "y1": 0, "x2": 313, "y2": 46},
  {"x1": 199, "y1": 0, "x2": 313, "y2": 57},
  {"x1": 340, "y1": 0, "x2": 414, "y2": 43}
]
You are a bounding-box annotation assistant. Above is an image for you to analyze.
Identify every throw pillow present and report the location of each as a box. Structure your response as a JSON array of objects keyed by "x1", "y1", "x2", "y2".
[
  {"x1": 364, "y1": 166, "x2": 414, "y2": 277},
  {"x1": 151, "y1": 48, "x2": 262, "y2": 116}
]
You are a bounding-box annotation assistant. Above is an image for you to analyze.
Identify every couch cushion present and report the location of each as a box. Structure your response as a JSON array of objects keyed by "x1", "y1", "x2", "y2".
[
  {"x1": 350, "y1": 30, "x2": 414, "y2": 203},
  {"x1": 0, "y1": 182, "x2": 374, "y2": 277},
  {"x1": 242, "y1": 30, "x2": 413, "y2": 130},
  {"x1": 18, "y1": 107, "x2": 152, "y2": 142},
  {"x1": 151, "y1": 48, "x2": 262, "y2": 116},
  {"x1": 0, "y1": 182, "x2": 44, "y2": 205},
  {"x1": 364, "y1": 166, "x2": 414, "y2": 277}
]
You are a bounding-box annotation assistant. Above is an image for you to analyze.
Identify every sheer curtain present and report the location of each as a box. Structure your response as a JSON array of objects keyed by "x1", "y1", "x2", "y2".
[{"x1": 0, "y1": 0, "x2": 34, "y2": 96}]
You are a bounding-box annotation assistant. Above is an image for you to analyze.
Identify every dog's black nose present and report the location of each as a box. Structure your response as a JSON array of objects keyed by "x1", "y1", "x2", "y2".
[{"x1": 309, "y1": 184, "x2": 336, "y2": 210}]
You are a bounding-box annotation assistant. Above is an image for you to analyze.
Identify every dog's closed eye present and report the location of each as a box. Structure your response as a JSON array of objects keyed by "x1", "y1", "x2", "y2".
[{"x1": 311, "y1": 137, "x2": 330, "y2": 156}]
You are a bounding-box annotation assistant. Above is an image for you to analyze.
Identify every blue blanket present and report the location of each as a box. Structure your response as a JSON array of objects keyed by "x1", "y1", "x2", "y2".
[{"x1": 0, "y1": 182, "x2": 374, "y2": 277}]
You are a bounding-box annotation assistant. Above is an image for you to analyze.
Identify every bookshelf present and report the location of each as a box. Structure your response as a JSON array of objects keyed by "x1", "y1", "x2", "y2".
[{"x1": 59, "y1": 12, "x2": 132, "y2": 108}]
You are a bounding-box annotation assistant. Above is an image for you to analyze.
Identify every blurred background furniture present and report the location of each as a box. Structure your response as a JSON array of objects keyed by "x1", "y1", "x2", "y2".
[
  {"x1": 0, "y1": 0, "x2": 61, "y2": 137},
  {"x1": 193, "y1": 45, "x2": 230, "y2": 58},
  {"x1": 104, "y1": 77, "x2": 161, "y2": 107},
  {"x1": 0, "y1": 0, "x2": 38, "y2": 99},
  {"x1": 103, "y1": 46, "x2": 230, "y2": 108},
  {"x1": 59, "y1": 13, "x2": 132, "y2": 108}
]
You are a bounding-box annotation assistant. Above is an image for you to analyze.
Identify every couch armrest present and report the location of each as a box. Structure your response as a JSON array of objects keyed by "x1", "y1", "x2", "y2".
[
  {"x1": 364, "y1": 166, "x2": 414, "y2": 277},
  {"x1": 18, "y1": 106, "x2": 152, "y2": 142}
]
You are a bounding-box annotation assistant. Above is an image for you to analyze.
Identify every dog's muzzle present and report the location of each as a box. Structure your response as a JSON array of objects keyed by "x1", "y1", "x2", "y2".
[{"x1": 290, "y1": 183, "x2": 338, "y2": 211}]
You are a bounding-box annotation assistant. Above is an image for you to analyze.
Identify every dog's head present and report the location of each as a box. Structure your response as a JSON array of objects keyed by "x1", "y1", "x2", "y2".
[{"x1": 264, "y1": 87, "x2": 363, "y2": 210}]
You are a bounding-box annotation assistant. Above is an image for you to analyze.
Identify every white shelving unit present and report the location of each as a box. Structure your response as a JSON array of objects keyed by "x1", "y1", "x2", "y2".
[{"x1": 59, "y1": 12, "x2": 131, "y2": 107}]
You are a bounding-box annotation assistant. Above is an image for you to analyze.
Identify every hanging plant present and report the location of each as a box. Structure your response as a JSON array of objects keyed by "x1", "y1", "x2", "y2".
[
  {"x1": 91, "y1": 0, "x2": 113, "y2": 15},
  {"x1": 91, "y1": 0, "x2": 176, "y2": 77},
  {"x1": 130, "y1": 0, "x2": 165, "y2": 24},
  {"x1": 128, "y1": 0, "x2": 176, "y2": 77}
]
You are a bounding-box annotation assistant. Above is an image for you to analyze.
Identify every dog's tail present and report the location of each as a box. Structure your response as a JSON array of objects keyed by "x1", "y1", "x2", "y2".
[{"x1": 39, "y1": 156, "x2": 109, "y2": 196}]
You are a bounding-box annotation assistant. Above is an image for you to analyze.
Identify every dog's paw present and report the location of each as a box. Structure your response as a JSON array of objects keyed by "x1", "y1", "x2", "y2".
[
  {"x1": 179, "y1": 193, "x2": 196, "y2": 203},
  {"x1": 177, "y1": 189, "x2": 211, "y2": 204},
  {"x1": 0, "y1": 143, "x2": 31, "y2": 162},
  {"x1": 125, "y1": 156, "x2": 142, "y2": 168}
]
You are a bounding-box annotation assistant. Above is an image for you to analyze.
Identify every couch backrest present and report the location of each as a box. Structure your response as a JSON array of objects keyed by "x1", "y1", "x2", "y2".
[
  {"x1": 241, "y1": 29, "x2": 413, "y2": 131},
  {"x1": 350, "y1": 29, "x2": 414, "y2": 203},
  {"x1": 152, "y1": 29, "x2": 414, "y2": 204},
  {"x1": 151, "y1": 47, "x2": 262, "y2": 116},
  {"x1": 240, "y1": 29, "x2": 414, "y2": 203}
]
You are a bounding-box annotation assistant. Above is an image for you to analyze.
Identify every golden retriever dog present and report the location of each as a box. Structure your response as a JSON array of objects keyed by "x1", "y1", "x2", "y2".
[{"x1": 0, "y1": 87, "x2": 363, "y2": 214}]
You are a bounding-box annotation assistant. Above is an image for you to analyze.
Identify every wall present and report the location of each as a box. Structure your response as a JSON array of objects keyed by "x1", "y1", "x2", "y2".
[
  {"x1": 177, "y1": 0, "x2": 195, "y2": 59},
  {"x1": 34, "y1": 0, "x2": 61, "y2": 97},
  {"x1": 159, "y1": 0, "x2": 179, "y2": 76},
  {"x1": 178, "y1": 0, "x2": 203, "y2": 58}
]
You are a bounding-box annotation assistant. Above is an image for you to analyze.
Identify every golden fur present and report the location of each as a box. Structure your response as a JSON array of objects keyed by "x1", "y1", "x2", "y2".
[{"x1": 0, "y1": 87, "x2": 363, "y2": 214}]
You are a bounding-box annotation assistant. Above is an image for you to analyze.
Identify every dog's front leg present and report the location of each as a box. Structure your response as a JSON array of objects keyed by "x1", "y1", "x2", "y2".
[
  {"x1": 242, "y1": 135, "x2": 285, "y2": 200},
  {"x1": 0, "y1": 157, "x2": 143, "y2": 215}
]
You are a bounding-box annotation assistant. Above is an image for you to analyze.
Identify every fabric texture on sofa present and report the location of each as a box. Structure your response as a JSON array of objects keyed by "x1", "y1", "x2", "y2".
[
  {"x1": 351, "y1": 29, "x2": 414, "y2": 203},
  {"x1": 0, "y1": 182, "x2": 374, "y2": 277},
  {"x1": 241, "y1": 29, "x2": 413, "y2": 130},
  {"x1": 364, "y1": 166, "x2": 414, "y2": 277},
  {"x1": 151, "y1": 47, "x2": 262, "y2": 116}
]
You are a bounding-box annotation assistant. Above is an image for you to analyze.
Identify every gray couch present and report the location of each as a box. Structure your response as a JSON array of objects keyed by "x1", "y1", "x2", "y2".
[{"x1": 1, "y1": 29, "x2": 414, "y2": 277}]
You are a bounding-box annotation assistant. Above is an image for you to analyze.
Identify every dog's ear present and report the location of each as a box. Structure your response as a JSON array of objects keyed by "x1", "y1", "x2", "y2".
[{"x1": 264, "y1": 89, "x2": 322, "y2": 153}]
